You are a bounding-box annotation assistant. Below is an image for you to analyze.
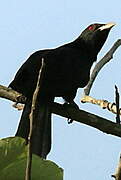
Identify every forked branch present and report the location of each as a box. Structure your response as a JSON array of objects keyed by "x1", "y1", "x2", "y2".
[{"x1": 81, "y1": 39, "x2": 121, "y2": 119}]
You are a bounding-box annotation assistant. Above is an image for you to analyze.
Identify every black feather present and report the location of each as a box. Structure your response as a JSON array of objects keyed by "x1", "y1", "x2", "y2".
[{"x1": 9, "y1": 23, "x2": 113, "y2": 158}]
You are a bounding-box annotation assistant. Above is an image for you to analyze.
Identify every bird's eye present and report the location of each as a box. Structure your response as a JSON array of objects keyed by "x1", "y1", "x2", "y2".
[{"x1": 88, "y1": 25, "x2": 95, "y2": 31}]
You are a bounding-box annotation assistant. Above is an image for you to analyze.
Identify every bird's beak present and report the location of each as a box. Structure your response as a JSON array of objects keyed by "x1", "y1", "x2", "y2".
[{"x1": 98, "y1": 22, "x2": 116, "y2": 31}]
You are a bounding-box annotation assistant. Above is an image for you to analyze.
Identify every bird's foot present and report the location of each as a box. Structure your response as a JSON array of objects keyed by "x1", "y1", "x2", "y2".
[
  {"x1": 17, "y1": 95, "x2": 26, "y2": 103},
  {"x1": 63, "y1": 101, "x2": 79, "y2": 124}
]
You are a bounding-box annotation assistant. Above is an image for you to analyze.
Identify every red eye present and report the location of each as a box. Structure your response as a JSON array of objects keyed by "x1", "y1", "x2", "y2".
[{"x1": 88, "y1": 25, "x2": 94, "y2": 31}]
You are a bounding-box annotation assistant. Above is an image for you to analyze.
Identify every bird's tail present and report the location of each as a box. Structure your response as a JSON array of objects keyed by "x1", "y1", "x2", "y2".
[{"x1": 15, "y1": 97, "x2": 53, "y2": 159}]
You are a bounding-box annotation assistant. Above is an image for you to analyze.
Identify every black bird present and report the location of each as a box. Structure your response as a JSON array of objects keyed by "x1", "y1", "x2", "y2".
[{"x1": 9, "y1": 22, "x2": 115, "y2": 158}]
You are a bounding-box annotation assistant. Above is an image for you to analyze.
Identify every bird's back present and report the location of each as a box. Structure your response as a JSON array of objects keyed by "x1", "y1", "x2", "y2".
[{"x1": 9, "y1": 41, "x2": 95, "y2": 100}]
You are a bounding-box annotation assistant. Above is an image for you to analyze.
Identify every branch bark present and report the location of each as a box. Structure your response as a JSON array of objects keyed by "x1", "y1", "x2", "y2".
[
  {"x1": 51, "y1": 102, "x2": 121, "y2": 138},
  {"x1": 81, "y1": 39, "x2": 121, "y2": 121},
  {"x1": 0, "y1": 84, "x2": 26, "y2": 103},
  {"x1": 115, "y1": 85, "x2": 120, "y2": 124},
  {"x1": 25, "y1": 59, "x2": 45, "y2": 180},
  {"x1": 112, "y1": 154, "x2": 121, "y2": 180},
  {"x1": 81, "y1": 95, "x2": 121, "y2": 116},
  {"x1": 1, "y1": 85, "x2": 121, "y2": 138},
  {"x1": 83, "y1": 39, "x2": 121, "y2": 96}
]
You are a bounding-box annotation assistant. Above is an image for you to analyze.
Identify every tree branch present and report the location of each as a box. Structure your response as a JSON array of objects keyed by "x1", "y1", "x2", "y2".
[
  {"x1": 1, "y1": 84, "x2": 121, "y2": 138},
  {"x1": 115, "y1": 85, "x2": 120, "y2": 124},
  {"x1": 112, "y1": 154, "x2": 121, "y2": 180},
  {"x1": 51, "y1": 102, "x2": 121, "y2": 138},
  {"x1": 81, "y1": 95, "x2": 121, "y2": 116},
  {"x1": 81, "y1": 39, "x2": 121, "y2": 121},
  {"x1": 0, "y1": 84, "x2": 26, "y2": 103},
  {"x1": 25, "y1": 58, "x2": 45, "y2": 179},
  {"x1": 83, "y1": 39, "x2": 121, "y2": 96}
]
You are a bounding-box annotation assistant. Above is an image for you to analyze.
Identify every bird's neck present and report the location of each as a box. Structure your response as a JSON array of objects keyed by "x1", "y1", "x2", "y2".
[{"x1": 73, "y1": 38, "x2": 97, "y2": 62}]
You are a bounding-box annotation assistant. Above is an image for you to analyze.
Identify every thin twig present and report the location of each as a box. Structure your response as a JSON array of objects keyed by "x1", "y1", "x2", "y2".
[
  {"x1": 84, "y1": 39, "x2": 121, "y2": 96},
  {"x1": 112, "y1": 154, "x2": 121, "y2": 180},
  {"x1": 25, "y1": 58, "x2": 45, "y2": 180},
  {"x1": 115, "y1": 85, "x2": 120, "y2": 124},
  {"x1": 81, "y1": 95, "x2": 121, "y2": 116}
]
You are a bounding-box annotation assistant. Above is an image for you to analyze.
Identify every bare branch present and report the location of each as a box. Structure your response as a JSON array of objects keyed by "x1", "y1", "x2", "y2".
[
  {"x1": 112, "y1": 154, "x2": 121, "y2": 180},
  {"x1": 51, "y1": 102, "x2": 121, "y2": 138},
  {"x1": 81, "y1": 95, "x2": 121, "y2": 116},
  {"x1": 84, "y1": 39, "x2": 121, "y2": 96},
  {"x1": 25, "y1": 58, "x2": 45, "y2": 180},
  {"x1": 115, "y1": 85, "x2": 120, "y2": 124},
  {"x1": 81, "y1": 40, "x2": 121, "y2": 119},
  {"x1": 1, "y1": 84, "x2": 121, "y2": 138},
  {"x1": 0, "y1": 84, "x2": 26, "y2": 103}
]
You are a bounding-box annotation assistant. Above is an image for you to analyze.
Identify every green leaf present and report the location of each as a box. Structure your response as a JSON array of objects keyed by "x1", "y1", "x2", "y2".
[{"x1": 0, "y1": 137, "x2": 63, "y2": 180}]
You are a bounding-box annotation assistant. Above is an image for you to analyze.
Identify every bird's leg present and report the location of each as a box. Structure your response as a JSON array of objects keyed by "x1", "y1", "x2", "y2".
[
  {"x1": 63, "y1": 100, "x2": 79, "y2": 124},
  {"x1": 68, "y1": 101, "x2": 79, "y2": 124}
]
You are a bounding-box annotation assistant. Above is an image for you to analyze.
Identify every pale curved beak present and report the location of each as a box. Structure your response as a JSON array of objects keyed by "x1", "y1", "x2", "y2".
[{"x1": 98, "y1": 22, "x2": 116, "y2": 31}]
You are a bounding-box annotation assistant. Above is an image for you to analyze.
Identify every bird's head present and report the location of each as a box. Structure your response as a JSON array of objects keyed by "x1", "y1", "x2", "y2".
[{"x1": 79, "y1": 22, "x2": 116, "y2": 55}]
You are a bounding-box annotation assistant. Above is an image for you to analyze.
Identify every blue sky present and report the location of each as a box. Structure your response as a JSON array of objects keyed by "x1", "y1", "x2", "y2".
[{"x1": 0, "y1": 1, "x2": 121, "y2": 179}]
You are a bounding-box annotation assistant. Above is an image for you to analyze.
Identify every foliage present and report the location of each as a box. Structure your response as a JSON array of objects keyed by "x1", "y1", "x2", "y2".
[{"x1": 0, "y1": 137, "x2": 63, "y2": 180}]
